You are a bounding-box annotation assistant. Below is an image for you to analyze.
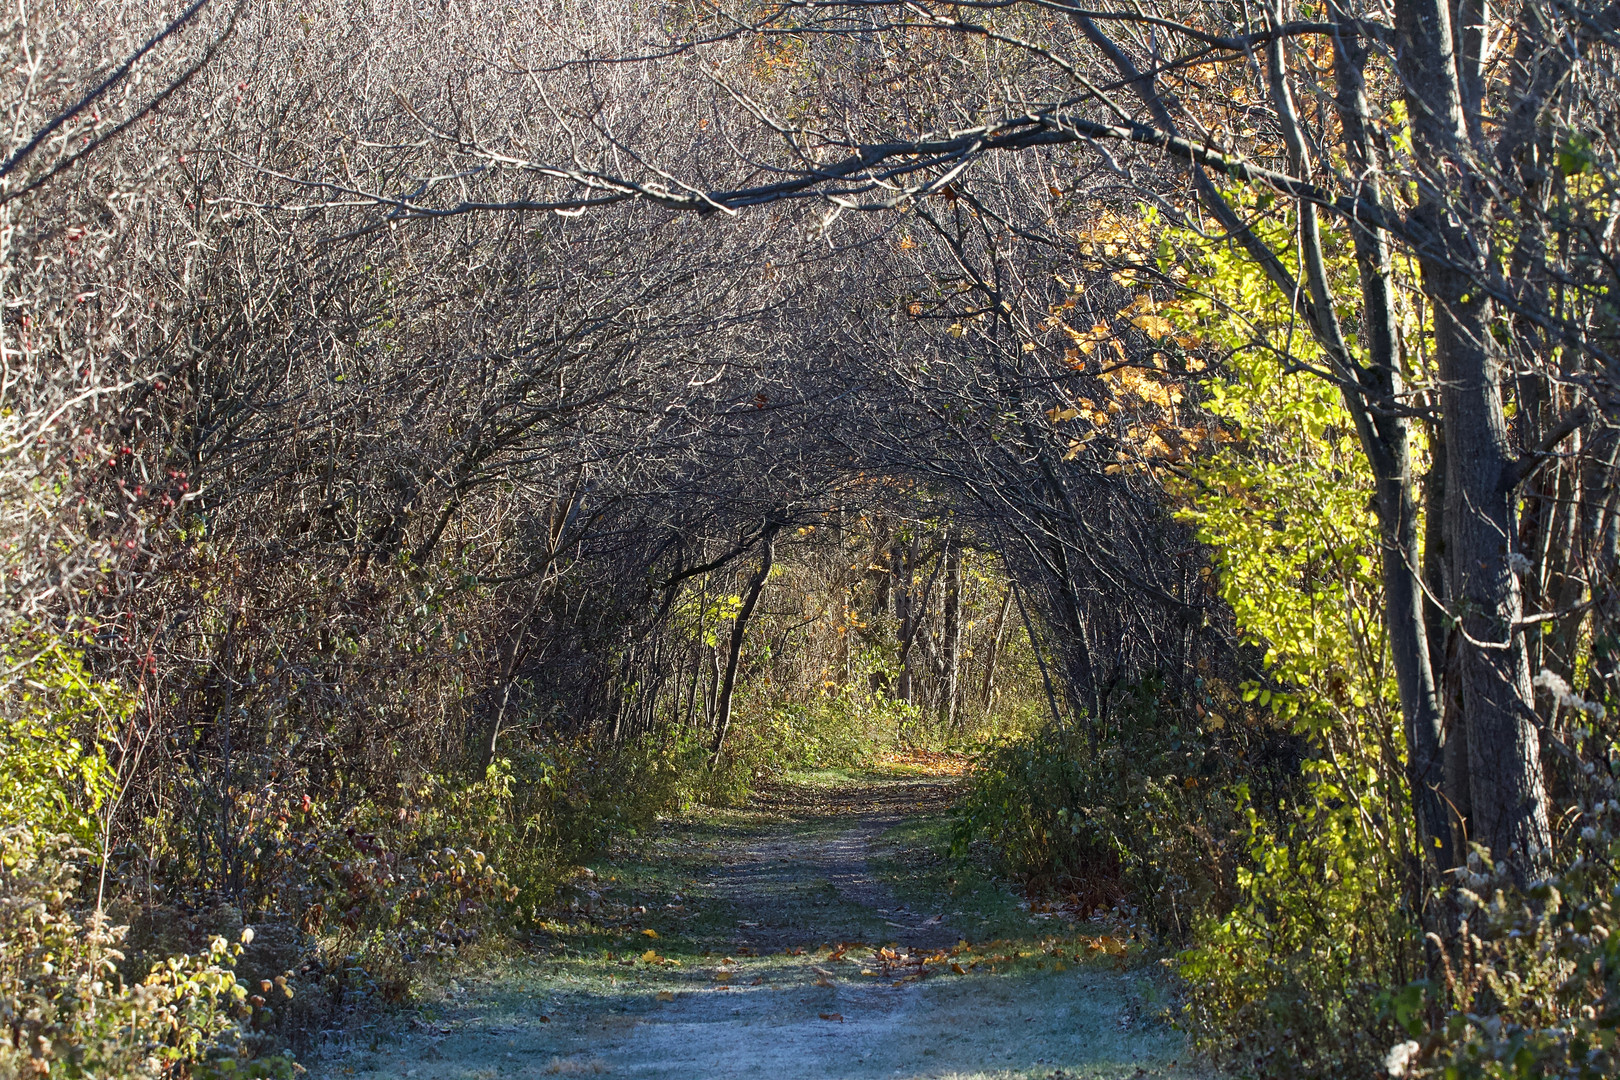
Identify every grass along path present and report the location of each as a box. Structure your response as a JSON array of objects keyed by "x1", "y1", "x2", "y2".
[{"x1": 314, "y1": 767, "x2": 1205, "y2": 1080}]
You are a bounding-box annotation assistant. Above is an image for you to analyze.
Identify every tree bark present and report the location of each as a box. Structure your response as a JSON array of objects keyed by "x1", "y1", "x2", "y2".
[{"x1": 1395, "y1": 0, "x2": 1550, "y2": 870}]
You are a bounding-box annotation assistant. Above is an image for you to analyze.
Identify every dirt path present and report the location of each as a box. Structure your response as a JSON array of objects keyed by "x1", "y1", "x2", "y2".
[{"x1": 316, "y1": 771, "x2": 1204, "y2": 1080}]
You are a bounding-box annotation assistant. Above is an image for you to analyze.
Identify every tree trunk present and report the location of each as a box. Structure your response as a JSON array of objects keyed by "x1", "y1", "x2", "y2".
[
  {"x1": 1396, "y1": 0, "x2": 1551, "y2": 872},
  {"x1": 893, "y1": 535, "x2": 918, "y2": 702},
  {"x1": 940, "y1": 530, "x2": 964, "y2": 728},
  {"x1": 1436, "y1": 286, "x2": 1551, "y2": 867},
  {"x1": 479, "y1": 628, "x2": 525, "y2": 773},
  {"x1": 980, "y1": 586, "x2": 1014, "y2": 709},
  {"x1": 709, "y1": 524, "x2": 779, "y2": 766}
]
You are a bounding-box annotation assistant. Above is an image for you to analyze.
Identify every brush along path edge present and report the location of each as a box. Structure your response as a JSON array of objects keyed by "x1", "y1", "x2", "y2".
[{"x1": 313, "y1": 770, "x2": 1204, "y2": 1080}]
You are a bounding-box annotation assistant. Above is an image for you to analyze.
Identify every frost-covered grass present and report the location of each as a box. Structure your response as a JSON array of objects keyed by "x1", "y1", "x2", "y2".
[{"x1": 309, "y1": 772, "x2": 1207, "y2": 1080}]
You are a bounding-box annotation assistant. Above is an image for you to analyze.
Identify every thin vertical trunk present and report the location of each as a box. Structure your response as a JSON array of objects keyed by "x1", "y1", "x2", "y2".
[
  {"x1": 897, "y1": 539, "x2": 945, "y2": 708},
  {"x1": 710, "y1": 525, "x2": 779, "y2": 766},
  {"x1": 871, "y1": 519, "x2": 893, "y2": 618},
  {"x1": 683, "y1": 642, "x2": 701, "y2": 730},
  {"x1": 1582, "y1": 428, "x2": 1620, "y2": 700},
  {"x1": 980, "y1": 586, "x2": 1014, "y2": 709},
  {"x1": 1011, "y1": 577, "x2": 1065, "y2": 729},
  {"x1": 1311, "y1": 1, "x2": 1451, "y2": 876},
  {"x1": 479, "y1": 628, "x2": 525, "y2": 773},
  {"x1": 706, "y1": 645, "x2": 721, "y2": 729},
  {"x1": 940, "y1": 530, "x2": 964, "y2": 728},
  {"x1": 894, "y1": 534, "x2": 920, "y2": 703}
]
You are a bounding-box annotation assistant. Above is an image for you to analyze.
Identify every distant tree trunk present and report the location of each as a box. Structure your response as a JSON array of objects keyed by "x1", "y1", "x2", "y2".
[
  {"x1": 897, "y1": 537, "x2": 945, "y2": 709},
  {"x1": 893, "y1": 534, "x2": 919, "y2": 703},
  {"x1": 980, "y1": 586, "x2": 1014, "y2": 709},
  {"x1": 940, "y1": 530, "x2": 963, "y2": 728},
  {"x1": 683, "y1": 642, "x2": 701, "y2": 730},
  {"x1": 1583, "y1": 427, "x2": 1620, "y2": 701},
  {"x1": 1010, "y1": 578, "x2": 1064, "y2": 730},
  {"x1": 710, "y1": 524, "x2": 779, "y2": 766},
  {"x1": 871, "y1": 518, "x2": 893, "y2": 618},
  {"x1": 479, "y1": 628, "x2": 525, "y2": 773}
]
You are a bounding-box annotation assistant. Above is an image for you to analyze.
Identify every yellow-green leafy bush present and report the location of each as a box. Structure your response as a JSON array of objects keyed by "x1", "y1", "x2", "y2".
[
  {"x1": 1, "y1": 636, "x2": 262, "y2": 1078},
  {"x1": 1166, "y1": 212, "x2": 1424, "y2": 1077}
]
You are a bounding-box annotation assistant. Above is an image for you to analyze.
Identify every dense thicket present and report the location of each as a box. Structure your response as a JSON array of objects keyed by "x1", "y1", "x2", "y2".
[{"x1": 5, "y1": 1, "x2": 1620, "y2": 1077}]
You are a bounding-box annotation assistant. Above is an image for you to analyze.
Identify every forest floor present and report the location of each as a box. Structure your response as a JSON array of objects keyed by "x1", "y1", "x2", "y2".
[{"x1": 312, "y1": 764, "x2": 1205, "y2": 1080}]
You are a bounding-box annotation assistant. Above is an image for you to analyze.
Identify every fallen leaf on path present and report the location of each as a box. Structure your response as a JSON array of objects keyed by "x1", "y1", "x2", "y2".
[
  {"x1": 641, "y1": 950, "x2": 662, "y2": 963},
  {"x1": 642, "y1": 929, "x2": 659, "y2": 939},
  {"x1": 712, "y1": 971, "x2": 731, "y2": 983},
  {"x1": 920, "y1": 914, "x2": 944, "y2": 926},
  {"x1": 819, "y1": 1013, "x2": 843, "y2": 1022},
  {"x1": 950, "y1": 962, "x2": 966, "y2": 975},
  {"x1": 656, "y1": 991, "x2": 674, "y2": 1002}
]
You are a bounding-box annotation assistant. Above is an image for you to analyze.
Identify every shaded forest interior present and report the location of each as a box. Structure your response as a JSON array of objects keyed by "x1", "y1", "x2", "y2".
[{"x1": 4, "y1": 2, "x2": 1620, "y2": 1079}]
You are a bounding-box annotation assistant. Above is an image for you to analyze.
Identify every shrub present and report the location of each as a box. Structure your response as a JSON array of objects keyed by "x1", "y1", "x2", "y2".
[
  {"x1": 0, "y1": 827, "x2": 263, "y2": 1079},
  {"x1": 1389, "y1": 773, "x2": 1620, "y2": 1079},
  {"x1": 0, "y1": 634, "x2": 272, "y2": 1078},
  {"x1": 1176, "y1": 779, "x2": 1421, "y2": 1078},
  {"x1": 951, "y1": 677, "x2": 1248, "y2": 937}
]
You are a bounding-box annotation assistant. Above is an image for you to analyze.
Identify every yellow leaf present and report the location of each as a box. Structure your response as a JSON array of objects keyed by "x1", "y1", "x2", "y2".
[
  {"x1": 656, "y1": 990, "x2": 675, "y2": 1002},
  {"x1": 642, "y1": 950, "x2": 660, "y2": 963},
  {"x1": 1131, "y1": 313, "x2": 1174, "y2": 338},
  {"x1": 642, "y1": 929, "x2": 659, "y2": 938}
]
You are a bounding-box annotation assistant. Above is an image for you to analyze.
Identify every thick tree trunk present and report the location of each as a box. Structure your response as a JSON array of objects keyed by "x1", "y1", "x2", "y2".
[
  {"x1": 709, "y1": 525, "x2": 779, "y2": 766},
  {"x1": 1434, "y1": 289, "x2": 1551, "y2": 866},
  {"x1": 1396, "y1": 0, "x2": 1551, "y2": 872}
]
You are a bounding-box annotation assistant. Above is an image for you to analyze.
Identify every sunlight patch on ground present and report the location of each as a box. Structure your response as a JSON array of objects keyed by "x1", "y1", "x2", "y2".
[{"x1": 875, "y1": 748, "x2": 975, "y2": 776}]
